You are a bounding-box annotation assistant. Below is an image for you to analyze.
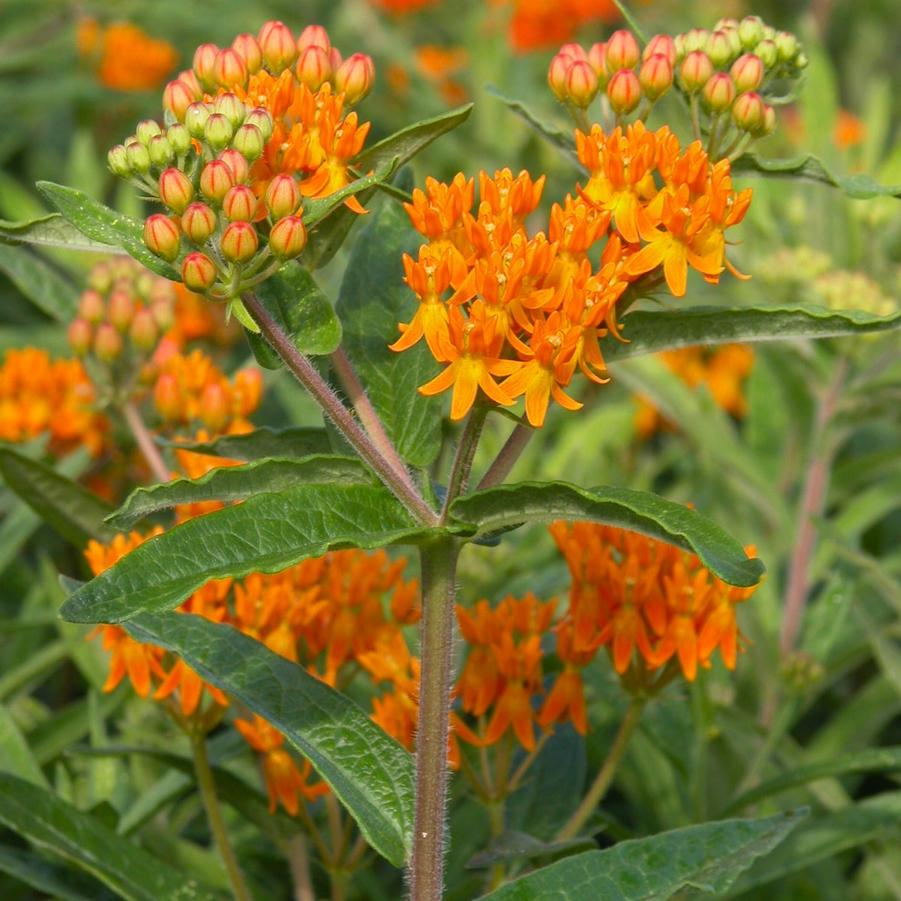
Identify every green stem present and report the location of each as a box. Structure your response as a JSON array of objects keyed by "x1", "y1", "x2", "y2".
[
  {"x1": 689, "y1": 94, "x2": 702, "y2": 142},
  {"x1": 476, "y1": 423, "x2": 534, "y2": 490},
  {"x1": 555, "y1": 698, "x2": 644, "y2": 841},
  {"x1": 190, "y1": 731, "x2": 253, "y2": 901},
  {"x1": 409, "y1": 537, "x2": 460, "y2": 900},
  {"x1": 121, "y1": 400, "x2": 170, "y2": 484},
  {"x1": 441, "y1": 406, "x2": 488, "y2": 521}
]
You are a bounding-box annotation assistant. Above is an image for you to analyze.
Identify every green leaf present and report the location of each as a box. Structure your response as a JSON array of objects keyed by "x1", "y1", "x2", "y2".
[
  {"x1": 0, "y1": 244, "x2": 79, "y2": 320},
  {"x1": 467, "y1": 832, "x2": 595, "y2": 871},
  {"x1": 162, "y1": 426, "x2": 331, "y2": 461},
  {"x1": 485, "y1": 88, "x2": 579, "y2": 161},
  {"x1": 479, "y1": 810, "x2": 806, "y2": 900},
  {"x1": 723, "y1": 746, "x2": 901, "y2": 815},
  {"x1": 603, "y1": 304, "x2": 901, "y2": 363},
  {"x1": 0, "y1": 212, "x2": 117, "y2": 253},
  {"x1": 107, "y1": 455, "x2": 370, "y2": 529},
  {"x1": 450, "y1": 482, "x2": 764, "y2": 587},
  {"x1": 60, "y1": 483, "x2": 459, "y2": 623},
  {"x1": 731, "y1": 152, "x2": 901, "y2": 199},
  {"x1": 336, "y1": 192, "x2": 442, "y2": 466},
  {"x1": 0, "y1": 773, "x2": 224, "y2": 901},
  {"x1": 35, "y1": 182, "x2": 179, "y2": 280},
  {"x1": 0, "y1": 448, "x2": 116, "y2": 546},
  {"x1": 246, "y1": 264, "x2": 342, "y2": 369},
  {"x1": 0, "y1": 844, "x2": 115, "y2": 901},
  {"x1": 0, "y1": 703, "x2": 47, "y2": 787},
  {"x1": 355, "y1": 104, "x2": 473, "y2": 174},
  {"x1": 124, "y1": 611, "x2": 415, "y2": 867}
]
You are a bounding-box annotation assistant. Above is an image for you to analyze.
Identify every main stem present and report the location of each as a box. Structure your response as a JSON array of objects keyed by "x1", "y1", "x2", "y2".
[
  {"x1": 410, "y1": 537, "x2": 459, "y2": 900},
  {"x1": 241, "y1": 291, "x2": 437, "y2": 526},
  {"x1": 555, "y1": 698, "x2": 644, "y2": 842},
  {"x1": 191, "y1": 731, "x2": 253, "y2": 901}
]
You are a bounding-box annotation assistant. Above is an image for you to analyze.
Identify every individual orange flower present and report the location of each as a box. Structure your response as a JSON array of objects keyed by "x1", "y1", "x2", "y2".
[{"x1": 78, "y1": 19, "x2": 178, "y2": 91}]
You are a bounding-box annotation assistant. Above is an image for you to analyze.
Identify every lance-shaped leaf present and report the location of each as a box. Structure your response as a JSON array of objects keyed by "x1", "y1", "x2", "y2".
[
  {"x1": 0, "y1": 773, "x2": 224, "y2": 901},
  {"x1": 108, "y1": 455, "x2": 370, "y2": 528},
  {"x1": 732, "y1": 152, "x2": 901, "y2": 199},
  {"x1": 486, "y1": 88, "x2": 580, "y2": 162},
  {"x1": 450, "y1": 482, "x2": 763, "y2": 587},
  {"x1": 604, "y1": 304, "x2": 901, "y2": 362},
  {"x1": 0, "y1": 212, "x2": 116, "y2": 253},
  {"x1": 123, "y1": 612, "x2": 415, "y2": 867},
  {"x1": 479, "y1": 811, "x2": 805, "y2": 900},
  {"x1": 35, "y1": 182, "x2": 179, "y2": 279},
  {"x1": 0, "y1": 448, "x2": 115, "y2": 545},
  {"x1": 302, "y1": 159, "x2": 399, "y2": 229},
  {"x1": 336, "y1": 192, "x2": 442, "y2": 467},
  {"x1": 0, "y1": 844, "x2": 115, "y2": 901},
  {"x1": 0, "y1": 244, "x2": 79, "y2": 320},
  {"x1": 163, "y1": 426, "x2": 331, "y2": 461},
  {"x1": 246, "y1": 264, "x2": 342, "y2": 369},
  {"x1": 61, "y1": 483, "x2": 462, "y2": 623}
]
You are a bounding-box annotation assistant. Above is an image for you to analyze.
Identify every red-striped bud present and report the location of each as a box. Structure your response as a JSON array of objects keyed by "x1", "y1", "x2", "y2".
[
  {"x1": 150, "y1": 298, "x2": 175, "y2": 332},
  {"x1": 245, "y1": 108, "x2": 274, "y2": 140},
  {"x1": 232, "y1": 124, "x2": 265, "y2": 161},
  {"x1": 143, "y1": 214, "x2": 181, "y2": 261},
  {"x1": 605, "y1": 30, "x2": 640, "y2": 72},
  {"x1": 232, "y1": 33, "x2": 263, "y2": 73},
  {"x1": 125, "y1": 141, "x2": 151, "y2": 174},
  {"x1": 201, "y1": 383, "x2": 230, "y2": 432},
  {"x1": 94, "y1": 324, "x2": 123, "y2": 362},
  {"x1": 706, "y1": 29, "x2": 735, "y2": 67},
  {"x1": 178, "y1": 69, "x2": 203, "y2": 98},
  {"x1": 130, "y1": 309, "x2": 159, "y2": 351},
  {"x1": 639, "y1": 53, "x2": 673, "y2": 100},
  {"x1": 586, "y1": 43, "x2": 609, "y2": 85},
  {"x1": 107, "y1": 290, "x2": 134, "y2": 332},
  {"x1": 558, "y1": 43, "x2": 587, "y2": 61},
  {"x1": 218, "y1": 149, "x2": 249, "y2": 184},
  {"x1": 268, "y1": 215, "x2": 307, "y2": 260},
  {"x1": 296, "y1": 45, "x2": 332, "y2": 91},
  {"x1": 200, "y1": 160, "x2": 235, "y2": 202},
  {"x1": 335, "y1": 53, "x2": 375, "y2": 105},
  {"x1": 643, "y1": 34, "x2": 676, "y2": 64},
  {"x1": 154, "y1": 373, "x2": 181, "y2": 420},
  {"x1": 166, "y1": 124, "x2": 191, "y2": 155},
  {"x1": 220, "y1": 221, "x2": 259, "y2": 262},
  {"x1": 193, "y1": 43, "x2": 220, "y2": 89},
  {"x1": 297, "y1": 24, "x2": 331, "y2": 54},
  {"x1": 213, "y1": 48, "x2": 248, "y2": 88},
  {"x1": 259, "y1": 21, "x2": 298, "y2": 73},
  {"x1": 181, "y1": 252, "x2": 218, "y2": 291},
  {"x1": 214, "y1": 92, "x2": 246, "y2": 127},
  {"x1": 222, "y1": 185, "x2": 258, "y2": 222},
  {"x1": 607, "y1": 68, "x2": 642, "y2": 115},
  {"x1": 731, "y1": 53, "x2": 764, "y2": 92},
  {"x1": 163, "y1": 79, "x2": 197, "y2": 121},
  {"x1": 107, "y1": 145, "x2": 131, "y2": 177},
  {"x1": 264, "y1": 174, "x2": 300, "y2": 219},
  {"x1": 204, "y1": 113, "x2": 234, "y2": 150},
  {"x1": 67, "y1": 319, "x2": 92, "y2": 356},
  {"x1": 732, "y1": 91, "x2": 766, "y2": 134},
  {"x1": 78, "y1": 289, "x2": 106, "y2": 323},
  {"x1": 158, "y1": 167, "x2": 194, "y2": 214},
  {"x1": 181, "y1": 202, "x2": 217, "y2": 244},
  {"x1": 702, "y1": 72, "x2": 736, "y2": 112},
  {"x1": 680, "y1": 50, "x2": 713, "y2": 92},
  {"x1": 548, "y1": 53, "x2": 572, "y2": 101},
  {"x1": 565, "y1": 60, "x2": 599, "y2": 107},
  {"x1": 135, "y1": 120, "x2": 162, "y2": 146},
  {"x1": 147, "y1": 134, "x2": 172, "y2": 168},
  {"x1": 185, "y1": 102, "x2": 212, "y2": 138}
]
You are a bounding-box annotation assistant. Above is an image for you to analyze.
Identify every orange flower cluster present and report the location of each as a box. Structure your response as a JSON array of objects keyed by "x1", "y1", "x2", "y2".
[
  {"x1": 0, "y1": 349, "x2": 107, "y2": 457},
  {"x1": 577, "y1": 121, "x2": 753, "y2": 297},
  {"x1": 77, "y1": 19, "x2": 178, "y2": 91},
  {"x1": 505, "y1": 0, "x2": 620, "y2": 52},
  {"x1": 635, "y1": 344, "x2": 755, "y2": 437}
]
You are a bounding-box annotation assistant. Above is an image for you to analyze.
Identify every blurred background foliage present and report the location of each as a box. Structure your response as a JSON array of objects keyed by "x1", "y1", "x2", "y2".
[{"x1": 0, "y1": 0, "x2": 899, "y2": 899}]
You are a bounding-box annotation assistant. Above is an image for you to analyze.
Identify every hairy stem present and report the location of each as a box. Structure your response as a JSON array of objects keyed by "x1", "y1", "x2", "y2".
[
  {"x1": 477, "y1": 423, "x2": 534, "y2": 490},
  {"x1": 121, "y1": 401, "x2": 170, "y2": 484},
  {"x1": 241, "y1": 291, "x2": 437, "y2": 525},
  {"x1": 555, "y1": 698, "x2": 644, "y2": 841},
  {"x1": 441, "y1": 407, "x2": 488, "y2": 521},
  {"x1": 410, "y1": 537, "x2": 459, "y2": 900},
  {"x1": 191, "y1": 731, "x2": 253, "y2": 901}
]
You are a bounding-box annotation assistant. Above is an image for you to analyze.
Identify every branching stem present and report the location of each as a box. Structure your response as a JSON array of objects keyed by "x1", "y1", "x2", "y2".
[
  {"x1": 121, "y1": 401, "x2": 170, "y2": 484},
  {"x1": 477, "y1": 423, "x2": 534, "y2": 490}
]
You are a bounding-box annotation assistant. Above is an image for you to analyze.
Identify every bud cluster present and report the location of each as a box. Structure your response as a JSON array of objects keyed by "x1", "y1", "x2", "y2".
[{"x1": 68, "y1": 259, "x2": 175, "y2": 371}]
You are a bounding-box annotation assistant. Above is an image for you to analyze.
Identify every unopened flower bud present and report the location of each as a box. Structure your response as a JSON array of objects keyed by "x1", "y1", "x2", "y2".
[
  {"x1": 715, "y1": 17, "x2": 740, "y2": 31},
  {"x1": 158, "y1": 168, "x2": 194, "y2": 214},
  {"x1": 222, "y1": 185, "x2": 257, "y2": 222},
  {"x1": 754, "y1": 39, "x2": 778, "y2": 69},
  {"x1": 150, "y1": 298, "x2": 175, "y2": 332},
  {"x1": 244, "y1": 108, "x2": 273, "y2": 140},
  {"x1": 268, "y1": 215, "x2": 307, "y2": 260},
  {"x1": 605, "y1": 29, "x2": 640, "y2": 72},
  {"x1": 218, "y1": 149, "x2": 249, "y2": 184},
  {"x1": 774, "y1": 31, "x2": 799, "y2": 63},
  {"x1": 181, "y1": 202, "x2": 217, "y2": 243},
  {"x1": 297, "y1": 24, "x2": 330, "y2": 53},
  {"x1": 329, "y1": 47, "x2": 343, "y2": 72},
  {"x1": 795, "y1": 51, "x2": 809, "y2": 69},
  {"x1": 108, "y1": 145, "x2": 131, "y2": 177},
  {"x1": 154, "y1": 373, "x2": 181, "y2": 420},
  {"x1": 107, "y1": 290, "x2": 134, "y2": 332},
  {"x1": 232, "y1": 123, "x2": 265, "y2": 161},
  {"x1": 166, "y1": 123, "x2": 191, "y2": 155},
  {"x1": 762, "y1": 104, "x2": 776, "y2": 136},
  {"x1": 125, "y1": 141, "x2": 151, "y2": 174},
  {"x1": 185, "y1": 102, "x2": 212, "y2": 139},
  {"x1": 193, "y1": 43, "x2": 220, "y2": 89},
  {"x1": 565, "y1": 60, "x2": 599, "y2": 107},
  {"x1": 232, "y1": 33, "x2": 262, "y2": 74},
  {"x1": 130, "y1": 309, "x2": 158, "y2": 351},
  {"x1": 234, "y1": 368, "x2": 263, "y2": 415},
  {"x1": 163, "y1": 79, "x2": 198, "y2": 121},
  {"x1": 181, "y1": 252, "x2": 218, "y2": 292},
  {"x1": 739, "y1": 16, "x2": 765, "y2": 49},
  {"x1": 200, "y1": 160, "x2": 236, "y2": 203},
  {"x1": 265, "y1": 174, "x2": 301, "y2": 218},
  {"x1": 558, "y1": 42, "x2": 587, "y2": 61},
  {"x1": 548, "y1": 53, "x2": 572, "y2": 101},
  {"x1": 213, "y1": 48, "x2": 248, "y2": 88},
  {"x1": 732, "y1": 91, "x2": 766, "y2": 134},
  {"x1": 87, "y1": 264, "x2": 113, "y2": 294},
  {"x1": 334, "y1": 53, "x2": 375, "y2": 105},
  {"x1": 586, "y1": 43, "x2": 608, "y2": 84},
  {"x1": 94, "y1": 323, "x2": 122, "y2": 362},
  {"x1": 178, "y1": 69, "x2": 203, "y2": 97},
  {"x1": 607, "y1": 68, "x2": 642, "y2": 114},
  {"x1": 78, "y1": 289, "x2": 106, "y2": 323},
  {"x1": 214, "y1": 92, "x2": 246, "y2": 128},
  {"x1": 702, "y1": 73, "x2": 736, "y2": 112},
  {"x1": 204, "y1": 113, "x2": 234, "y2": 150},
  {"x1": 147, "y1": 135, "x2": 172, "y2": 167},
  {"x1": 643, "y1": 34, "x2": 675, "y2": 65},
  {"x1": 220, "y1": 221, "x2": 259, "y2": 262},
  {"x1": 706, "y1": 30, "x2": 735, "y2": 67},
  {"x1": 67, "y1": 319, "x2": 92, "y2": 356},
  {"x1": 259, "y1": 20, "x2": 298, "y2": 73},
  {"x1": 680, "y1": 51, "x2": 713, "y2": 92},
  {"x1": 135, "y1": 120, "x2": 162, "y2": 146},
  {"x1": 201, "y1": 383, "x2": 230, "y2": 432},
  {"x1": 731, "y1": 53, "x2": 764, "y2": 92},
  {"x1": 143, "y1": 214, "x2": 181, "y2": 261},
  {"x1": 135, "y1": 273, "x2": 155, "y2": 299},
  {"x1": 296, "y1": 45, "x2": 332, "y2": 91},
  {"x1": 639, "y1": 53, "x2": 673, "y2": 100},
  {"x1": 674, "y1": 33, "x2": 686, "y2": 62},
  {"x1": 683, "y1": 28, "x2": 709, "y2": 54}
]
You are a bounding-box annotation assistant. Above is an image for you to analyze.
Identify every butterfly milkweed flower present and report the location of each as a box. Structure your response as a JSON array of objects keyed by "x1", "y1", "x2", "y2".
[{"x1": 78, "y1": 19, "x2": 178, "y2": 91}]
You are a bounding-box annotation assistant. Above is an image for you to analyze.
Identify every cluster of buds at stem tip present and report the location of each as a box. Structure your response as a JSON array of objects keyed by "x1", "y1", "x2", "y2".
[
  {"x1": 68, "y1": 259, "x2": 175, "y2": 378},
  {"x1": 549, "y1": 30, "x2": 675, "y2": 121}
]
